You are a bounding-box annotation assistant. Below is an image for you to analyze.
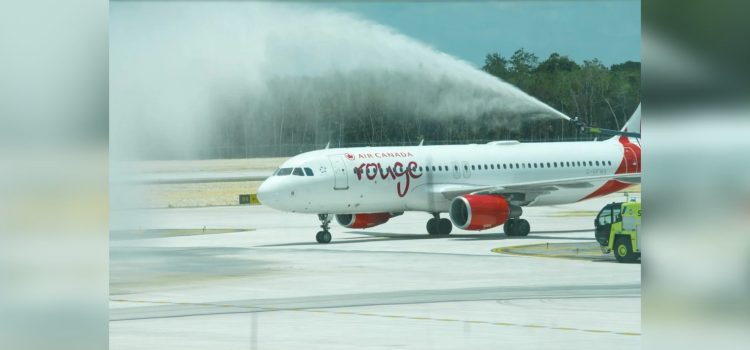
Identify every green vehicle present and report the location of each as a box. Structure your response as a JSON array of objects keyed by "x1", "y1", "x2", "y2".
[{"x1": 594, "y1": 201, "x2": 641, "y2": 263}]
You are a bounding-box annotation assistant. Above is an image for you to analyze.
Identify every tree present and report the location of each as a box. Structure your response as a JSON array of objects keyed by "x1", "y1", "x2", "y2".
[
  {"x1": 509, "y1": 48, "x2": 539, "y2": 74},
  {"x1": 536, "y1": 53, "x2": 580, "y2": 73},
  {"x1": 482, "y1": 52, "x2": 510, "y2": 79},
  {"x1": 611, "y1": 61, "x2": 640, "y2": 72}
]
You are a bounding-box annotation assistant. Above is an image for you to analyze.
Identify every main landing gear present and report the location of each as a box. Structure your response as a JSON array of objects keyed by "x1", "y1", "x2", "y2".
[
  {"x1": 316, "y1": 214, "x2": 332, "y2": 244},
  {"x1": 504, "y1": 218, "x2": 530, "y2": 237},
  {"x1": 427, "y1": 213, "x2": 452, "y2": 236}
]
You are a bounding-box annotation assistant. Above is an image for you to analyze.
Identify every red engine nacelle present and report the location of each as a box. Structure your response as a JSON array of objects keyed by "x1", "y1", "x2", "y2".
[
  {"x1": 449, "y1": 195, "x2": 519, "y2": 230},
  {"x1": 335, "y1": 213, "x2": 393, "y2": 229}
]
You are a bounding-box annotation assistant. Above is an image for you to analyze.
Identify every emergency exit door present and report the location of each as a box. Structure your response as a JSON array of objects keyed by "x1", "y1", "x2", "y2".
[{"x1": 451, "y1": 161, "x2": 461, "y2": 179}]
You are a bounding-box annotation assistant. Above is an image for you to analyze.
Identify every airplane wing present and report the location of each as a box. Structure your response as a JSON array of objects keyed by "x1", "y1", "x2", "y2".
[{"x1": 435, "y1": 173, "x2": 641, "y2": 204}]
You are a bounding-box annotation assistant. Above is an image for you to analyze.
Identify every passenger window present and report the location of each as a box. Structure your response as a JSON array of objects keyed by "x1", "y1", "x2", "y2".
[
  {"x1": 503, "y1": 164, "x2": 508, "y2": 169},
  {"x1": 419, "y1": 166, "x2": 423, "y2": 172},
  {"x1": 432, "y1": 166, "x2": 436, "y2": 171},
  {"x1": 595, "y1": 161, "x2": 600, "y2": 166},
  {"x1": 516, "y1": 163, "x2": 520, "y2": 169},
  {"x1": 276, "y1": 168, "x2": 293, "y2": 176},
  {"x1": 589, "y1": 161, "x2": 593, "y2": 166},
  {"x1": 553, "y1": 162, "x2": 557, "y2": 168},
  {"x1": 438, "y1": 166, "x2": 443, "y2": 171},
  {"x1": 471, "y1": 165, "x2": 475, "y2": 170},
  {"x1": 464, "y1": 165, "x2": 468, "y2": 171},
  {"x1": 483, "y1": 164, "x2": 487, "y2": 170},
  {"x1": 491, "y1": 164, "x2": 495, "y2": 169}
]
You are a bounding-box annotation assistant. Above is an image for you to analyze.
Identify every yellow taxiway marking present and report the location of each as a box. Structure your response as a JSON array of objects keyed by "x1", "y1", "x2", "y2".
[
  {"x1": 491, "y1": 243, "x2": 612, "y2": 261},
  {"x1": 111, "y1": 298, "x2": 640, "y2": 336}
]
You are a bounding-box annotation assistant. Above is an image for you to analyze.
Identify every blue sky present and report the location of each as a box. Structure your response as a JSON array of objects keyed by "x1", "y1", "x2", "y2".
[{"x1": 320, "y1": 1, "x2": 640, "y2": 68}]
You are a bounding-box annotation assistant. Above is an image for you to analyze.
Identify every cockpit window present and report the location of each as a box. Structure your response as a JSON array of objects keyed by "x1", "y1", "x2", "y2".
[
  {"x1": 304, "y1": 167, "x2": 314, "y2": 176},
  {"x1": 276, "y1": 168, "x2": 293, "y2": 176},
  {"x1": 292, "y1": 168, "x2": 304, "y2": 176}
]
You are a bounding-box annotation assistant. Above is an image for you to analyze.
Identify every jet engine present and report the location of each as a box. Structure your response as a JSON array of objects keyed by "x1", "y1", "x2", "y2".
[
  {"x1": 336, "y1": 213, "x2": 394, "y2": 229},
  {"x1": 449, "y1": 195, "x2": 521, "y2": 230}
]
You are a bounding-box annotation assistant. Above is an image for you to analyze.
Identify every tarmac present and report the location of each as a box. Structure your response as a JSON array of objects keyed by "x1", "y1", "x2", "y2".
[{"x1": 110, "y1": 192, "x2": 640, "y2": 349}]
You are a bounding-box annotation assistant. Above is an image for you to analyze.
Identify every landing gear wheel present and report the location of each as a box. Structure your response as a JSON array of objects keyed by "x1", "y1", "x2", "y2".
[
  {"x1": 315, "y1": 214, "x2": 333, "y2": 244},
  {"x1": 427, "y1": 218, "x2": 439, "y2": 235},
  {"x1": 316, "y1": 231, "x2": 332, "y2": 244},
  {"x1": 514, "y1": 219, "x2": 530, "y2": 237},
  {"x1": 614, "y1": 236, "x2": 637, "y2": 263},
  {"x1": 438, "y1": 218, "x2": 453, "y2": 235},
  {"x1": 503, "y1": 219, "x2": 516, "y2": 236}
]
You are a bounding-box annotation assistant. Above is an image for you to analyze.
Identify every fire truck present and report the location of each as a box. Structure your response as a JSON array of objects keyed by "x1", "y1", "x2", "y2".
[{"x1": 594, "y1": 200, "x2": 641, "y2": 263}]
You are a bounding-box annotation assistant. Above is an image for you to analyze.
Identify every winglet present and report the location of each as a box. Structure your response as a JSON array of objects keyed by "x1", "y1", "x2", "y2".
[
  {"x1": 418, "y1": 139, "x2": 424, "y2": 146},
  {"x1": 324, "y1": 141, "x2": 330, "y2": 149}
]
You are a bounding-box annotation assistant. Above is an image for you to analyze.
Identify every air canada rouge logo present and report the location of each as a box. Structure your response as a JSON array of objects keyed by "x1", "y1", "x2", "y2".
[
  {"x1": 344, "y1": 153, "x2": 355, "y2": 161},
  {"x1": 355, "y1": 161, "x2": 422, "y2": 197}
]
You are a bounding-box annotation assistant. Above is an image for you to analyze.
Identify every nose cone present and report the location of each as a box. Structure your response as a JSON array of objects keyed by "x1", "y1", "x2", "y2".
[{"x1": 257, "y1": 178, "x2": 281, "y2": 209}]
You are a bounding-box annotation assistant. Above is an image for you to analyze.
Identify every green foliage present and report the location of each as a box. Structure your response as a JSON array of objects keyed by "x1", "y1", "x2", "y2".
[{"x1": 482, "y1": 50, "x2": 640, "y2": 138}]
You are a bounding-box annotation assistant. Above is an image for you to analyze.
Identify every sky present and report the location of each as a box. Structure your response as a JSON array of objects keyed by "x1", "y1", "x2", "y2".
[{"x1": 320, "y1": 1, "x2": 641, "y2": 68}]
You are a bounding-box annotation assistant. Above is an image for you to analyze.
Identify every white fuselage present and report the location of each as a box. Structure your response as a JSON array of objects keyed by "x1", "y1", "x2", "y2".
[{"x1": 257, "y1": 138, "x2": 640, "y2": 214}]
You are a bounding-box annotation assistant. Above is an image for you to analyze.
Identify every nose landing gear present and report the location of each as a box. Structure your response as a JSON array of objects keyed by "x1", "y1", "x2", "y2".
[
  {"x1": 426, "y1": 213, "x2": 453, "y2": 236},
  {"x1": 316, "y1": 214, "x2": 332, "y2": 244},
  {"x1": 503, "y1": 218, "x2": 530, "y2": 237}
]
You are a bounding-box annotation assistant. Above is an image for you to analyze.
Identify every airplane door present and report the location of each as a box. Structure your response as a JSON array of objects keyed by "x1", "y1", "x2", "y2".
[
  {"x1": 328, "y1": 155, "x2": 349, "y2": 190},
  {"x1": 461, "y1": 161, "x2": 471, "y2": 178},
  {"x1": 623, "y1": 148, "x2": 638, "y2": 173},
  {"x1": 451, "y1": 161, "x2": 461, "y2": 179}
]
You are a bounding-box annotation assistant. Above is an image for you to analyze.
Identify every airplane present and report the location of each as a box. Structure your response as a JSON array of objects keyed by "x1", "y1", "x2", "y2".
[{"x1": 257, "y1": 105, "x2": 641, "y2": 244}]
